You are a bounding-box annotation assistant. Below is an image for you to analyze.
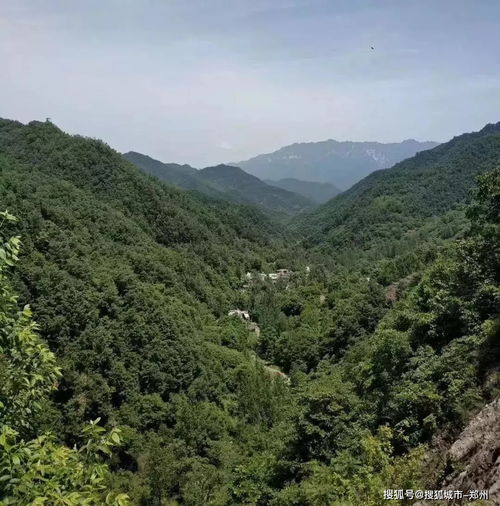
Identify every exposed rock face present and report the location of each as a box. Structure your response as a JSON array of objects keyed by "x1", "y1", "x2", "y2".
[
  {"x1": 444, "y1": 397, "x2": 500, "y2": 503},
  {"x1": 235, "y1": 139, "x2": 439, "y2": 190}
]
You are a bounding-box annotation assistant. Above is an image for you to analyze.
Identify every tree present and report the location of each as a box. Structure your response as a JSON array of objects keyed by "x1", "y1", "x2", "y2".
[{"x1": 0, "y1": 212, "x2": 128, "y2": 505}]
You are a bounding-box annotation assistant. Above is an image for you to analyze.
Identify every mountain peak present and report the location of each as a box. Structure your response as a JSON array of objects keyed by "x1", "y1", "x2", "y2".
[
  {"x1": 200, "y1": 164, "x2": 260, "y2": 181},
  {"x1": 479, "y1": 121, "x2": 500, "y2": 135},
  {"x1": 235, "y1": 138, "x2": 439, "y2": 190}
]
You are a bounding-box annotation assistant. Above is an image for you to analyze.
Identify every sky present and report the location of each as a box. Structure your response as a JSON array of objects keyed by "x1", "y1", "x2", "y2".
[{"x1": 1, "y1": 0, "x2": 500, "y2": 167}]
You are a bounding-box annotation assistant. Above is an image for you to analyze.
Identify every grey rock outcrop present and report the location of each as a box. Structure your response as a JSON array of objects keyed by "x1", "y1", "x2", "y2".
[{"x1": 445, "y1": 397, "x2": 500, "y2": 503}]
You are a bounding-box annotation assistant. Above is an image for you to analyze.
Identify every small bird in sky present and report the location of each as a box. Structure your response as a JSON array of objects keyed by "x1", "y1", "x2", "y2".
[{"x1": 371, "y1": 46, "x2": 374, "y2": 50}]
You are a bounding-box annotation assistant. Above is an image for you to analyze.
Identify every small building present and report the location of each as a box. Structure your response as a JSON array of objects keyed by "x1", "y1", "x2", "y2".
[
  {"x1": 228, "y1": 309, "x2": 250, "y2": 321},
  {"x1": 244, "y1": 269, "x2": 294, "y2": 284},
  {"x1": 268, "y1": 269, "x2": 293, "y2": 282}
]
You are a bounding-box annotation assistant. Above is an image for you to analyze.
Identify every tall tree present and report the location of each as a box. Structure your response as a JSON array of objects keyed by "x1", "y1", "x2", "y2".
[{"x1": 0, "y1": 212, "x2": 128, "y2": 505}]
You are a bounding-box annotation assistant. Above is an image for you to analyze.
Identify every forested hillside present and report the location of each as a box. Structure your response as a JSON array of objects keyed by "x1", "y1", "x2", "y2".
[
  {"x1": 243, "y1": 165, "x2": 500, "y2": 504},
  {"x1": 296, "y1": 122, "x2": 500, "y2": 273},
  {"x1": 1, "y1": 118, "x2": 499, "y2": 505},
  {"x1": 123, "y1": 151, "x2": 224, "y2": 199},
  {"x1": 124, "y1": 151, "x2": 313, "y2": 215},
  {"x1": 264, "y1": 178, "x2": 341, "y2": 204},
  {"x1": 0, "y1": 209, "x2": 129, "y2": 504},
  {"x1": 197, "y1": 164, "x2": 313, "y2": 214},
  {"x1": 0, "y1": 118, "x2": 295, "y2": 503}
]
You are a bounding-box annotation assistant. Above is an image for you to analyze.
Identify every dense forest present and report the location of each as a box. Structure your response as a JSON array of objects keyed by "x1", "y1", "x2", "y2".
[
  {"x1": 262, "y1": 178, "x2": 341, "y2": 205},
  {"x1": 123, "y1": 151, "x2": 313, "y2": 216},
  {"x1": 1, "y1": 118, "x2": 499, "y2": 505}
]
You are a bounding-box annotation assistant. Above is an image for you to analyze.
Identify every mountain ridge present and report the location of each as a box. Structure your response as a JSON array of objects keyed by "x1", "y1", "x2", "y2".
[
  {"x1": 235, "y1": 138, "x2": 439, "y2": 189},
  {"x1": 296, "y1": 121, "x2": 500, "y2": 266},
  {"x1": 124, "y1": 151, "x2": 314, "y2": 215}
]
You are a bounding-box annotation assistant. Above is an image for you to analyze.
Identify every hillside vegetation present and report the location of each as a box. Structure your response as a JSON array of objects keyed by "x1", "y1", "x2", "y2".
[
  {"x1": 264, "y1": 178, "x2": 341, "y2": 204},
  {"x1": 296, "y1": 122, "x2": 500, "y2": 274},
  {"x1": 122, "y1": 151, "x2": 226, "y2": 199},
  {"x1": 124, "y1": 151, "x2": 313, "y2": 215},
  {"x1": 1, "y1": 118, "x2": 499, "y2": 505}
]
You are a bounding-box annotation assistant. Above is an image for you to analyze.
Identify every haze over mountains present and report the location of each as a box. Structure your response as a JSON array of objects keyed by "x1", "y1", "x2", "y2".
[
  {"x1": 125, "y1": 137, "x2": 440, "y2": 213},
  {"x1": 264, "y1": 178, "x2": 341, "y2": 204},
  {"x1": 236, "y1": 138, "x2": 439, "y2": 189}
]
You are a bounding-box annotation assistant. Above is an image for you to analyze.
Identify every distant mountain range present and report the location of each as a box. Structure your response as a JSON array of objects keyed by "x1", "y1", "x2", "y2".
[
  {"x1": 235, "y1": 139, "x2": 439, "y2": 190},
  {"x1": 123, "y1": 151, "x2": 314, "y2": 215}
]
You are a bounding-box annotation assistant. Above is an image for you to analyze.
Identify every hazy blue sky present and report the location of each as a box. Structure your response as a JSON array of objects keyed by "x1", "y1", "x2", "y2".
[{"x1": 2, "y1": 0, "x2": 500, "y2": 166}]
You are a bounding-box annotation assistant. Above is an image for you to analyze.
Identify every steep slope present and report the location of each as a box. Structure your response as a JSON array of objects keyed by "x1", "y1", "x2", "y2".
[
  {"x1": 264, "y1": 177, "x2": 341, "y2": 204},
  {"x1": 0, "y1": 117, "x2": 288, "y2": 421},
  {"x1": 124, "y1": 152, "x2": 314, "y2": 215},
  {"x1": 198, "y1": 164, "x2": 313, "y2": 214},
  {"x1": 440, "y1": 397, "x2": 500, "y2": 502},
  {"x1": 0, "y1": 118, "x2": 299, "y2": 505},
  {"x1": 229, "y1": 164, "x2": 500, "y2": 505},
  {"x1": 0, "y1": 120, "x2": 278, "y2": 250},
  {"x1": 297, "y1": 122, "x2": 500, "y2": 263},
  {"x1": 236, "y1": 138, "x2": 439, "y2": 189}
]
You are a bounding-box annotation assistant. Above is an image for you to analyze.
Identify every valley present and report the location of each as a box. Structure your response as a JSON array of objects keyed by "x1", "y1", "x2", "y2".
[{"x1": 1, "y1": 118, "x2": 499, "y2": 505}]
